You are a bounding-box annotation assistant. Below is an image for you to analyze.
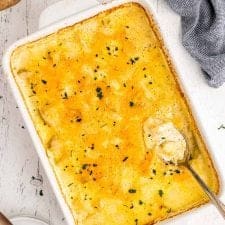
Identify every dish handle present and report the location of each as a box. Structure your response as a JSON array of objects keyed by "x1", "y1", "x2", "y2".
[{"x1": 39, "y1": 0, "x2": 112, "y2": 29}]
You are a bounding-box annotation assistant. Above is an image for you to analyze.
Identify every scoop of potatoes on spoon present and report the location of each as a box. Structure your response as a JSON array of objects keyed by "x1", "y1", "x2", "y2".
[{"x1": 143, "y1": 118, "x2": 225, "y2": 219}]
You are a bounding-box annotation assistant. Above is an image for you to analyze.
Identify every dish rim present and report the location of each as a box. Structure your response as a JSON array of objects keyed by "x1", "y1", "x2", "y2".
[{"x1": 2, "y1": 0, "x2": 221, "y2": 224}]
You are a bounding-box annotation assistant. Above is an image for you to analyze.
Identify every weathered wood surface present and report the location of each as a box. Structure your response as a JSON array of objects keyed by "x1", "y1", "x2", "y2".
[
  {"x1": 0, "y1": 1, "x2": 66, "y2": 224},
  {"x1": 0, "y1": 1, "x2": 225, "y2": 225}
]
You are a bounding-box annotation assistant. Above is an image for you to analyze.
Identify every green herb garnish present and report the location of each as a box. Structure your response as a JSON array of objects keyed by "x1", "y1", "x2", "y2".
[
  {"x1": 82, "y1": 164, "x2": 89, "y2": 170},
  {"x1": 129, "y1": 101, "x2": 134, "y2": 107},
  {"x1": 158, "y1": 189, "x2": 164, "y2": 197},
  {"x1": 41, "y1": 79, "x2": 47, "y2": 84},
  {"x1": 123, "y1": 156, "x2": 129, "y2": 162},
  {"x1": 167, "y1": 208, "x2": 172, "y2": 213},
  {"x1": 62, "y1": 92, "x2": 68, "y2": 99},
  {"x1": 218, "y1": 124, "x2": 225, "y2": 130},
  {"x1": 128, "y1": 189, "x2": 136, "y2": 193},
  {"x1": 139, "y1": 200, "x2": 143, "y2": 205},
  {"x1": 76, "y1": 117, "x2": 82, "y2": 122},
  {"x1": 128, "y1": 57, "x2": 139, "y2": 65},
  {"x1": 96, "y1": 87, "x2": 103, "y2": 99}
]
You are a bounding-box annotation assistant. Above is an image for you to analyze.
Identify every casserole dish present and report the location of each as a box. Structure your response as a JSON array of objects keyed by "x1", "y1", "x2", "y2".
[{"x1": 2, "y1": 0, "x2": 222, "y2": 224}]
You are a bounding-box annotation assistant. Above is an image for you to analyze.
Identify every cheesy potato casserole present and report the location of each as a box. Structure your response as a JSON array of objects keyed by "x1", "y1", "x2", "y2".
[{"x1": 10, "y1": 3, "x2": 219, "y2": 225}]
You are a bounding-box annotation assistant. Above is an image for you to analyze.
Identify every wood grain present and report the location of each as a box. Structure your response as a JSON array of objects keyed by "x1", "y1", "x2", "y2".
[
  {"x1": 0, "y1": 1, "x2": 225, "y2": 225},
  {"x1": 0, "y1": 1, "x2": 66, "y2": 225}
]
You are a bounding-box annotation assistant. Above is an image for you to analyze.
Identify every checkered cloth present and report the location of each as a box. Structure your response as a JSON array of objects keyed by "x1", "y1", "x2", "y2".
[{"x1": 167, "y1": 0, "x2": 225, "y2": 87}]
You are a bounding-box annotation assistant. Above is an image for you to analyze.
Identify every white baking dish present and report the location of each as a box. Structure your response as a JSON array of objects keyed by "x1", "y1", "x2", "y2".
[{"x1": 2, "y1": 0, "x2": 224, "y2": 224}]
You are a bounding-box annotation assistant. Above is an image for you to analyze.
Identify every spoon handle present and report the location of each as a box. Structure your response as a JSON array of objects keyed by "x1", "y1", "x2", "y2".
[
  {"x1": 0, "y1": 212, "x2": 13, "y2": 225},
  {"x1": 187, "y1": 164, "x2": 225, "y2": 220}
]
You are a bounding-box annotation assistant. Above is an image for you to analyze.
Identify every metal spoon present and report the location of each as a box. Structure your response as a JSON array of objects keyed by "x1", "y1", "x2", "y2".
[
  {"x1": 186, "y1": 163, "x2": 225, "y2": 219},
  {"x1": 0, "y1": 212, "x2": 13, "y2": 225},
  {"x1": 163, "y1": 149, "x2": 225, "y2": 220}
]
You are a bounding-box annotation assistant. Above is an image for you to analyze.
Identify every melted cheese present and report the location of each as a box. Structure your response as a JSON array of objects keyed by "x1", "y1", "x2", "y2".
[{"x1": 10, "y1": 3, "x2": 219, "y2": 225}]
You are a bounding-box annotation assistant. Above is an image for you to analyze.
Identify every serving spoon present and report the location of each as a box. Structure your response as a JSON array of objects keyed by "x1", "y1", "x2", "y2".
[
  {"x1": 143, "y1": 119, "x2": 225, "y2": 219},
  {"x1": 161, "y1": 146, "x2": 225, "y2": 220},
  {"x1": 186, "y1": 162, "x2": 225, "y2": 219}
]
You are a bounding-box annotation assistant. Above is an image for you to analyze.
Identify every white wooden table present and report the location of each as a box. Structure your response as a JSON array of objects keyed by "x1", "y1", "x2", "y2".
[
  {"x1": 0, "y1": 1, "x2": 225, "y2": 225},
  {"x1": 0, "y1": 1, "x2": 66, "y2": 224}
]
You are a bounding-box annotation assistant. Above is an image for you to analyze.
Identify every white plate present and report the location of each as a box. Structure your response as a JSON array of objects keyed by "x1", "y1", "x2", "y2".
[{"x1": 11, "y1": 216, "x2": 48, "y2": 225}]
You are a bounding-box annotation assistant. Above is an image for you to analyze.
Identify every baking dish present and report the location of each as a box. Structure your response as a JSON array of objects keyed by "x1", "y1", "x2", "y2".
[{"x1": 2, "y1": 0, "x2": 223, "y2": 224}]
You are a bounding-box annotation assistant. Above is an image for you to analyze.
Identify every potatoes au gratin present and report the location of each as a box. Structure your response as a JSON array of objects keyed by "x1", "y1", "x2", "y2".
[{"x1": 10, "y1": 3, "x2": 219, "y2": 225}]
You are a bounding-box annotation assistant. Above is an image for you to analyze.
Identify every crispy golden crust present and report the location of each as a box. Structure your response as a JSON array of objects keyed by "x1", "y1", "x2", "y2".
[
  {"x1": 0, "y1": 0, "x2": 20, "y2": 10},
  {"x1": 10, "y1": 3, "x2": 219, "y2": 225}
]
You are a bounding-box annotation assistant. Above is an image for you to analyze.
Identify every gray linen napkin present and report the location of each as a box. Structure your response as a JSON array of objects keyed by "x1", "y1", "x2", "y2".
[{"x1": 167, "y1": 0, "x2": 225, "y2": 87}]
